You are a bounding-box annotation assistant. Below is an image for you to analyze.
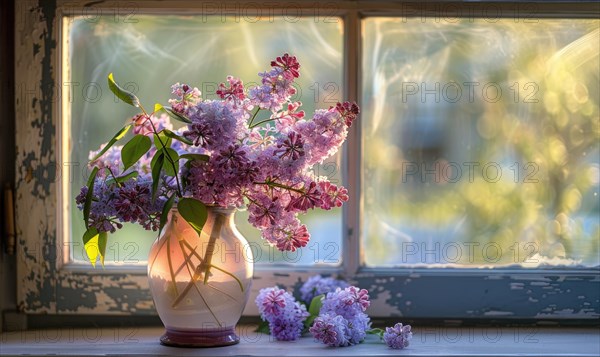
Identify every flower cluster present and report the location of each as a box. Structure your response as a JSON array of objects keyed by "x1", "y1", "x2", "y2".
[
  {"x1": 257, "y1": 276, "x2": 414, "y2": 350},
  {"x1": 299, "y1": 275, "x2": 349, "y2": 304},
  {"x1": 78, "y1": 53, "x2": 358, "y2": 255},
  {"x1": 383, "y1": 323, "x2": 413, "y2": 349},
  {"x1": 255, "y1": 287, "x2": 309, "y2": 341},
  {"x1": 309, "y1": 286, "x2": 372, "y2": 347}
]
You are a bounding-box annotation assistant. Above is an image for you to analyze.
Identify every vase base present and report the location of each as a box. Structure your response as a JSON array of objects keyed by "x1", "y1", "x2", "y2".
[{"x1": 160, "y1": 327, "x2": 239, "y2": 347}]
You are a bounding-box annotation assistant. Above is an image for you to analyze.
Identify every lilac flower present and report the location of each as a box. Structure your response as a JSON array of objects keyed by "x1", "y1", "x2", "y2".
[
  {"x1": 259, "y1": 214, "x2": 310, "y2": 252},
  {"x1": 248, "y1": 66, "x2": 296, "y2": 112},
  {"x1": 270, "y1": 53, "x2": 301, "y2": 80},
  {"x1": 255, "y1": 287, "x2": 309, "y2": 341},
  {"x1": 184, "y1": 100, "x2": 249, "y2": 153},
  {"x1": 309, "y1": 313, "x2": 348, "y2": 347},
  {"x1": 168, "y1": 82, "x2": 201, "y2": 114},
  {"x1": 88, "y1": 145, "x2": 123, "y2": 175},
  {"x1": 78, "y1": 53, "x2": 360, "y2": 257},
  {"x1": 216, "y1": 75, "x2": 245, "y2": 106},
  {"x1": 310, "y1": 285, "x2": 371, "y2": 347},
  {"x1": 275, "y1": 132, "x2": 305, "y2": 161},
  {"x1": 300, "y1": 275, "x2": 349, "y2": 304},
  {"x1": 320, "y1": 286, "x2": 370, "y2": 320},
  {"x1": 287, "y1": 181, "x2": 322, "y2": 212},
  {"x1": 334, "y1": 101, "x2": 360, "y2": 127},
  {"x1": 383, "y1": 323, "x2": 412, "y2": 350},
  {"x1": 318, "y1": 182, "x2": 349, "y2": 210}
]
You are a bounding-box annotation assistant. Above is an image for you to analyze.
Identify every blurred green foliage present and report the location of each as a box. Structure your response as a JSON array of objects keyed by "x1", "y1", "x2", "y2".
[{"x1": 362, "y1": 18, "x2": 599, "y2": 267}]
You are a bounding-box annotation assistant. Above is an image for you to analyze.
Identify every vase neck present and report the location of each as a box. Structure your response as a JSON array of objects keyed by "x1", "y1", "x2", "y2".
[{"x1": 205, "y1": 206, "x2": 236, "y2": 215}]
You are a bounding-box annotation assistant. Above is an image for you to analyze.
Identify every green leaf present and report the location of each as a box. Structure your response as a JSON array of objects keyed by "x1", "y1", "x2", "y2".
[
  {"x1": 162, "y1": 148, "x2": 180, "y2": 176},
  {"x1": 82, "y1": 227, "x2": 100, "y2": 267},
  {"x1": 108, "y1": 73, "x2": 140, "y2": 107},
  {"x1": 164, "y1": 106, "x2": 192, "y2": 124},
  {"x1": 98, "y1": 231, "x2": 108, "y2": 267},
  {"x1": 89, "y1": 124, "x2": 132, "y2": 162},
  {"x1": 106, "y1": 171, "x2": 139, "y2": 185},
  {"x1": 254, "y1": 320, "x2": 271, "y2": 334},
  {"x1": 151, "y1": 152, "x2": 164, "y2": 202},
  {"x1": 121, "y1": 134, "x2": 151, "y2": 170},
  {"x1": 367, "y1": 328, "x2": 385, "y2": 338},
  {"x1": 180, "y1": 153, "x2": 209, "y2": 162},
  {"x1": 153, "y1": 132, "x2": 172, "y2": 150},
  {"x1": 177, "y1": 198, "x2": 207, "y2": 235},
  {"x1": 308, "y1": 294, "x2": 324, "y2": 316},
  {"x1": 159, "y1": 194, "x2": 176, "y2": 234},
  {"x1": 304, "y1": 294, "x2": 325, "y2": 329},
  {"x1": 83, "y1": 167, "x2": 99, "y2": 228},
  {"x1": 163, "y1": 129, "x2": 193, "y2": 145}
]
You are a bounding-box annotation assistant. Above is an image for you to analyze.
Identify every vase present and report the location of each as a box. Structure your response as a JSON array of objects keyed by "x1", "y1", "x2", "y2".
[{"x1": 148, "y1": 206, "x2": 253, "y2": 347}]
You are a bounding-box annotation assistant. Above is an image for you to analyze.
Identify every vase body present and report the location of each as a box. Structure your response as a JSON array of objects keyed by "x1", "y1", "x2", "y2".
[{"x1": 148, "y1": 206, "x2": 253, "y2": 347}]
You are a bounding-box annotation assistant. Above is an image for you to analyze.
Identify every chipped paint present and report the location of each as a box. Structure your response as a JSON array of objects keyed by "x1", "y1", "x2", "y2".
[
  {"x1": 351, "y1": 271, "x2": 599, "y2": 319},
  {"x1": 15, "y1": 0, "x2": 156, "y2": 315}
]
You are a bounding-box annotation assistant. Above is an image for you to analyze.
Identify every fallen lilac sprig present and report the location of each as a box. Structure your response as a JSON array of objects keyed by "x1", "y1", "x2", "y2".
[
  {"x1": 255, "y1": 287, "x2": 309, "y2": 341},
  {"x1": 256, "y1": 276, "x2": 415, "y2": 350},
  {"x1": 369, "y1": 323, "x2": 413, "y2": 349}
]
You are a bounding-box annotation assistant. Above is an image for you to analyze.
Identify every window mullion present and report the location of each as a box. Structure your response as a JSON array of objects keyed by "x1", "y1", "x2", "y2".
[{"x1": 342, "y1": 9, "x2": 362, "y2": 277}]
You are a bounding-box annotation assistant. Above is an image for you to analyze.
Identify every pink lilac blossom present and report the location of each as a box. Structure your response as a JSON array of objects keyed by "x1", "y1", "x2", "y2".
[
  {"x1": 383, "y1": 323, "x2": 412, "y2": 349},
  {"x1": 168, "y1": 82, "x2": 201, "y2": 114},
  {"x1": 318, "y1": 182, "x2": 349, "y2": 210},
  {"x1": 132, "y1": 113, "x2": 173, "y2": 136},
  {"x1": 216, "y1": 75, "x2": 245, "y2": 108},
  {"x1": 255, "y1": 287, "x2": 309, "y2": 341},
  {"x1": 274, "y1": 102, "x2": 305, "y2": 132}
]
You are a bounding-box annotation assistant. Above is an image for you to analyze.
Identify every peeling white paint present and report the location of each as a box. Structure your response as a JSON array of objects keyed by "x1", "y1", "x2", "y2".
[
  {"x1": 369, "y1": 290, "x2": 402, "y2": 317},
  {"x1": 483, "y1": 311, "x2": 514, "y2": 316}
]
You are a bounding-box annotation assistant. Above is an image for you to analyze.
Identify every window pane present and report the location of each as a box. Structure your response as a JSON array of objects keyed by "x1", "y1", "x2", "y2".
[
  {"x1": 67, "y1": 15, "x2": 343, "y2": 265},
  {"x1": 362, "y1": 18, "x2": 599, "y2": 268}
]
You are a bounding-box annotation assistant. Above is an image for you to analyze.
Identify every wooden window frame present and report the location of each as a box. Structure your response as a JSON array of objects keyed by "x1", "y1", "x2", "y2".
[{"x1": 15, "y1": 0, "x2": 599, "y2": 322}]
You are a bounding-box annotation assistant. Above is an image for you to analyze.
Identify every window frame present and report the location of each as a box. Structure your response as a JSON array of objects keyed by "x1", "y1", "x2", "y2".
[{"x1": 14, "y1": 0, "x2": 599, "y2": 321}]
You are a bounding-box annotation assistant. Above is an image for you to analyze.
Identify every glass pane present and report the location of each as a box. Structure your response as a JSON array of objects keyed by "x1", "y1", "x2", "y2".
[
  {"x1": 67, "y1": 15, "x2": 343, "y2": 265},
  {"x1": 362, "y1": 18, "x2": 599, "y2": 268}
]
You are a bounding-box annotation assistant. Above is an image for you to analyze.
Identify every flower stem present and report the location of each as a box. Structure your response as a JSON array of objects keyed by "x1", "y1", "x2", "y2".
[
  {"x1": 248, "y1": 107, "x2": 261, "y2": 127},
  {"x1": 170, "y1": 212, "x2": 225, "y2": 308},
  {"x1": 249, "y1": 117, "x2": 276, "y2": 129},
  {"x1": 201, "y1": 214, "x2": 225, "y2": 285},
  {"x1": 255, "y1": 180, "x2": 305, "y2": 194},
  {"x1": 145, "y1": 117, "x2": 183, "y2": 197}
]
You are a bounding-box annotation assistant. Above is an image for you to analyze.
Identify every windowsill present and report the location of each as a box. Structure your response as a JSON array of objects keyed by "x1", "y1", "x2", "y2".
[{"x1": 0, "y1": 326, "x2": 598, "y2": 356}]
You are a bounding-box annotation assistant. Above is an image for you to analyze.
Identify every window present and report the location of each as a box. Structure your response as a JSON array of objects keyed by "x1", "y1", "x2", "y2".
[
  {"x1": 362, "y1": 18, "x2": 600, "y2": 268},
  {"x1": 15, "y1": 1, "x2": 599, "y2": 320},
  {"x1": 66, "y1": 15, "x2": 344, "y2": 266}
]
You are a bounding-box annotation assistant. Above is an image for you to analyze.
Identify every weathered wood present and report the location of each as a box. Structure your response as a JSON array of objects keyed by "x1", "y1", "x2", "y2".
[{"x1": 1, "y1": 326, "x2": 599, "y2": 356}]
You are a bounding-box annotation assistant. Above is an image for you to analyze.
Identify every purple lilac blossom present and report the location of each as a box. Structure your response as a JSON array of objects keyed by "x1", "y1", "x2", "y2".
[
  {"x1": 309, "y1": 313, "x2": 348, "y2": 347},
  {"x1": 79, "y1": 53, "x2": 359, "y2": 254},
  {"x1": 300, "y1": 275, "x2": 349, "y2": 303},
  {"x1": 255, "y1": 287, "x2": 308, "y2": 341},
  {"x1": 310, "y1": 285, "x2": 371, "y2": 347},
  {"x1": 383, "y1": 323, "x2": 412, "y2": 349}
]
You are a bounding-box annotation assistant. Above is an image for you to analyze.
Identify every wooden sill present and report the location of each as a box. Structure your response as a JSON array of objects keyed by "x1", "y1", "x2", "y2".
[{"x1": 0, "y1": 326, "x2": 598, "y2": 356}]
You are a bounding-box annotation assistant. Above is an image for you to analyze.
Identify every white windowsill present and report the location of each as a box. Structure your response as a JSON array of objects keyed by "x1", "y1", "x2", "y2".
[{"x1": 0, "y1": 326, "x2": 598, "y2": 356}]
